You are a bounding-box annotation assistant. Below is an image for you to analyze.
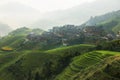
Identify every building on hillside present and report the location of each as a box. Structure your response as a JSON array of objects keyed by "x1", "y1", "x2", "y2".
[
  {"x1": 62, "y1": 38, "x2": 68, "y2": 46},
  {"x1": 116, "y1": 31, "x2": 120, "y2": 39}
]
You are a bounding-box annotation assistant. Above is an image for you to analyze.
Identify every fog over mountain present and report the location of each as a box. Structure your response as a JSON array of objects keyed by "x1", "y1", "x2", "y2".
[
  {"x1": 32, "y1": 0, "x2": 120, "y2": 30},
  {"x1": 0, "y1": 0, "x2": 120, "y2": 31}
]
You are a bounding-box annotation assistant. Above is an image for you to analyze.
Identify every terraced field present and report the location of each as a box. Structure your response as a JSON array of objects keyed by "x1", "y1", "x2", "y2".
[
  {"x1": 0, "y1": 44, "x2": 119, "y2": 80},
  {"x1": 55, "y1": 51, "x2": 120, "y2": 80},
  {"x1": 0, "y1": 44, "x2": 95, "y2": 80}
]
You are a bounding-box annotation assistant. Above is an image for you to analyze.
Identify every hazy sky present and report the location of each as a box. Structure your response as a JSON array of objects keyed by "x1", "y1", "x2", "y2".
[
  {"x1": 0, "y1": 0, "x2": 119, "y2": 30},
  {"x1": 0, "y1": 0, "x2": 96, "y2": 12}
]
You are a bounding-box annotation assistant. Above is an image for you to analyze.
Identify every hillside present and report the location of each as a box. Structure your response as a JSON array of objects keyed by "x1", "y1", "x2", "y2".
[
  {"x1": 0, "y1": 44, "x2": 95, "y2": 80},
  {"x1": 0, "y1": 43, "x2": 119, "y2": 80},
  {"x1": 0, "y1": 24, "x2": 120, "y2": 80},
  {"x1": 0, "y1": 27, "x2": 44, "y2": 50},
  {"x1": 85, "y1": 10, "x2": 120, "y2": 33},
  {"x1": 55, "y1": 51, "x2": 120, "y2": 80},
  {"x1": 0, "y1": 10, "x2": 120, "y2": 51},
  {"x1": 96, "y1": 39, "x2": 120, "y2": 52}
]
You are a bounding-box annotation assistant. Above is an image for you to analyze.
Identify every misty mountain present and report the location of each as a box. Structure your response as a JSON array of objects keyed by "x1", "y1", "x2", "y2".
[
  {"x1": 4, "y1": 9, "x2": 120, "y2": 50},
  {"x1": 0, "y1": 2, "x2": 41, "y2": 29},
  {"x1": 32, "y1": 0, "x2": 120, "y2": 30},
  {"x1": 0, "y1": 22, "x2": 12, "y2": 36},
  {"x1": 85, "y1": 10, "x2": 120, "y2": 33},
  {"x1": 85, "y1": 10, "x2": 120, "y2": 25}
]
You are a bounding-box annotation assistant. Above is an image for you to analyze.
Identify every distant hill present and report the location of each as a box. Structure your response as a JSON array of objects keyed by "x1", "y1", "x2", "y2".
[
  {"x1": 84, "y1": 10, "x2": 120, "y2": 33},
  {"x1": 9, "y1": 27, "x2": 43, "y2": 36},
  {"x1": 0, "y1": 27, "x2": 44, "y2": 50},
  {"x1": 1, "y1": 10, "x2": 120, "y2": 50}
]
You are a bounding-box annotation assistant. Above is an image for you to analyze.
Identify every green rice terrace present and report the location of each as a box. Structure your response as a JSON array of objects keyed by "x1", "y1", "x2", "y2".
[
  {"x1": 0, "y1": 43, "x2": 119, "y2": 80},
  {"x1": 55, "y1": 51, "x2": 120, "y2": 80}
]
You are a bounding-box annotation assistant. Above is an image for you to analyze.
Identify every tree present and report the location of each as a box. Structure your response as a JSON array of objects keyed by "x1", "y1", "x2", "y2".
[{"x1": 35, "y1": 72, "x2": 40, "y2": 80}]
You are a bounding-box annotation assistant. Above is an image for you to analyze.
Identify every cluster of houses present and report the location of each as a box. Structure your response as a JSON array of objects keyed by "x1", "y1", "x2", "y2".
[{"x1": 25, "y1": 25, "x2": 120, "y2": 46}]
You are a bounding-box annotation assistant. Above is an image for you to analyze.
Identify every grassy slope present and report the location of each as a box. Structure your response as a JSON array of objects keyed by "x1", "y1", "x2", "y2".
[
  {"x1": 0, "y1": 27, "x2": 44, "y2": 50},
  {"x1": 0, "y1": 35, "x2": 25, "y2": 48},
  {"x1": 97, "y1": 17, "x2": 120, "y2": 33},
  {"x1": 0, "y1": 44, "x2": 119, "y2": 80},
  {"x1": 54, "y1": 51, "x2": 120, "y2": 80},
  {"x1": 0, "y1": 44, "x2": 95, "y2": 80}
]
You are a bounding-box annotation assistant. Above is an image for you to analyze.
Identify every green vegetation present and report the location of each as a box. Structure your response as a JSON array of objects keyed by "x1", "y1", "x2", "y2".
[
  {"x1": 0, "y1": 44, "x2": 95, "y2": 80},
  {"x1": 0, "y1": 27, "x2": 44, "y2": 50},
  {"x1": 0, "y1": 10, "x2": 120, "y2": 80},
  {"x1": 0, "y1": 43, "x2": 119, "y2": 80},
  {"x1": 98, "y1": 17, "x2": 120, "y2": 33},
  {"x1": 97, "y1": 39, "x2": 120, "y2": 51},
  {"x1": 85, "y1": 10, "x2": 120, "y2": 35},
  {"x1": 55, "y1": 51, "x2": 120, "y2": 80}
]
